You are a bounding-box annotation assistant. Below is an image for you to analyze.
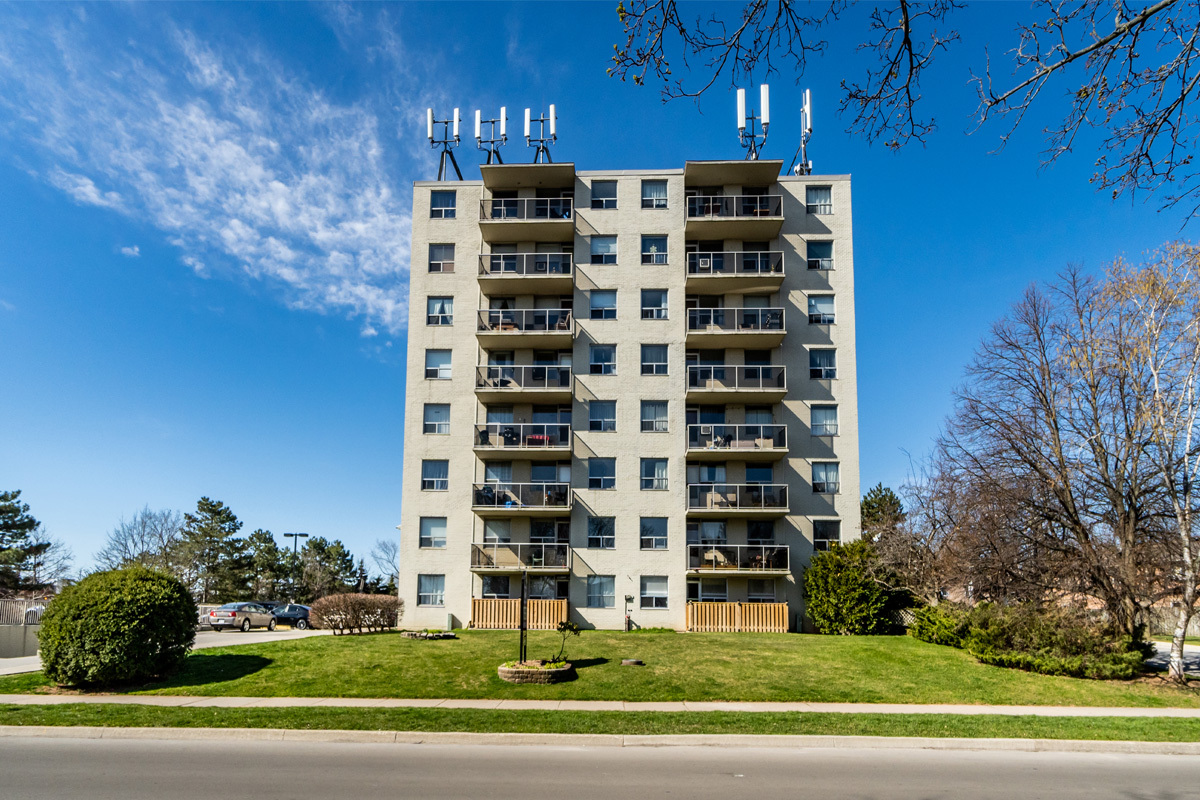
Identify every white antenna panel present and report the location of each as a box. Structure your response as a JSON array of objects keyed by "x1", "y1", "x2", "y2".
[
  {"x1": 426, "y1": 108, "x2": 433, "y2": 141},
  {"x1": 804, "y1": 90, "x2": 813, "y2": 133},
  {"x1": 500, "y1": 106, "x2": 507, "y2": 137},
  {"x1": 760, "y1": 84, "x2": 770, "y2": 127},
  {"x1": 736, "y1": 88, "x2": 746, "y2": 130},
  {"x1": 549, "y1": 104, "x2": 556, "y2": 136},
  {"x1": 474, "y1": 110, "x2": 482, "y2": 141},
  {"x1": 524, "y1": 108, "x2": 531, "y2": 139},
  {"x1": 452, "y1": 108, "x2": 460, "y2": 138}
]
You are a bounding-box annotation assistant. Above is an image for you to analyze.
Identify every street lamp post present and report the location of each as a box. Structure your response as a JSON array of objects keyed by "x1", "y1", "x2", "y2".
[{"x1": 283, "y1": 532, "x2": 309, "y2": 603}]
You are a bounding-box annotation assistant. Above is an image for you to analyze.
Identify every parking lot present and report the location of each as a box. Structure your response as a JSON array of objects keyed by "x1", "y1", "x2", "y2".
[{"x1": 193, "y1": 628, "x2": 329, "y2": 650}]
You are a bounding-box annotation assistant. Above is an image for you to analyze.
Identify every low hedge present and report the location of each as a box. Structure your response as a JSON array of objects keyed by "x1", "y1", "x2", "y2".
[
  {"x1": 910, "y1": 602, "x2": 1153, "y2": 680},
  {"x1": 309, "y1": 593, "x2": 402, "y2": 635}
]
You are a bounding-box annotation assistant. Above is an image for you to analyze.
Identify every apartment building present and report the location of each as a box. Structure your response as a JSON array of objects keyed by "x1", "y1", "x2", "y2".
[{"x1": 399, "y1": 158, "x2": 859, "y2": 632}]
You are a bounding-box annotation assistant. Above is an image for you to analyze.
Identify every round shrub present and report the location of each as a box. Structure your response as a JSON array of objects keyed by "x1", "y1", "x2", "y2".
[
  {"x1": 38, "y1": 567, "x2": 197, "y2": 687},
  {"x1": 803, "y1": 540, "x2": 890, "y2": 635}
]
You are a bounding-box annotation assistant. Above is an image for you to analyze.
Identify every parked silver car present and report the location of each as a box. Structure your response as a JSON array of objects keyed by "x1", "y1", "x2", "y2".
[{"x1": 208, "y1": 602, "x2": 277, "y2": 632}]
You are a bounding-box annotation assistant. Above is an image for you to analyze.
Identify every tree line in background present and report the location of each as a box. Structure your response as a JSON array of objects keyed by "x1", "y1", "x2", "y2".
[
  {"x1": 1, "y1": 491, "x2": 399, "y2": 606},
  {"x1": 851, "y1": 243, "x2": 1200, "y2": 682}
]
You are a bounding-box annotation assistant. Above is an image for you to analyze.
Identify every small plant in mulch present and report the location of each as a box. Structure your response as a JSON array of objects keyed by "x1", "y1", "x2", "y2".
[{"x1": 548, "y1": 620, "x2": 581, "y2": 663}]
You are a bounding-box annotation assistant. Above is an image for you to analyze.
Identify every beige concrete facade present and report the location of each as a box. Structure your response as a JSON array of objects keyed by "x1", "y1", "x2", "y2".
[{"x1": 399, "y1": 160, "x2": 860, "y2": 632}]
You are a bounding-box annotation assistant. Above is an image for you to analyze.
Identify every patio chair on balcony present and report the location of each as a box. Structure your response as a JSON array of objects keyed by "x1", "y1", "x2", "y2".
[{"x1": 475, "y1": 485, "x2": 496, "y2": 506}]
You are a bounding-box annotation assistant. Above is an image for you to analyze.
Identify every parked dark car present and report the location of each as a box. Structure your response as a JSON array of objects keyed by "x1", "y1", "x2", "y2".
[
  {"x1": 271, "y1": 604, "x2": 311, "y2": 629},
  {"x1": 208, "y1": 602, "x2": 277, "y2": 632}
]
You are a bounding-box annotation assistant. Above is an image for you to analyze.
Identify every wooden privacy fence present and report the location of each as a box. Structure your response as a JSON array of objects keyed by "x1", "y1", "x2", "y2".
[
  {"x1": 686, "y1": 601, "x2": 788, "y2": 633},
  {"x1": 471, "y1": 598, "x2": 567, "y2": 630}
]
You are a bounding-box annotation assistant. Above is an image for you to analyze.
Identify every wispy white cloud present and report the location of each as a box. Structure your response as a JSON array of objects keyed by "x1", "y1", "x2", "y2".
[
  {"x1": 119, "y1": 245, "x2": 140, "y2": 258},
  {"x1": 0, "y1": 7, "x2": 424, "y2": 334},
  {"x1": 0, "y1": 298, "x2": 15, "y2": 312}
]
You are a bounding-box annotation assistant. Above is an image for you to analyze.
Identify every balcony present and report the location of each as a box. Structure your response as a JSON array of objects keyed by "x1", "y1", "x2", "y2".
[
  {"x1": 686, "y1": 307, "x2": 785, "y2": 347},
  {"x1": 477, "y1": 309, "x2": 573, "y2": 347},
  {"x1": 686, "y1": 544, "x2": 790, "y2": 574},
  {"x1": 472, "y1": 482, "x2": 572, "y2": 516},
  {"x1": 685, "y1": 194, "x2": 783, "y2": 239},
  {"x1": 478, "y1": 197, "x2": 574, "y2": 243},
  {"x1": 686, "y1": 601, "x2": 788, "y2": 633},
  {"x1": 478, "y1": 253, "x2": 574, "y2": 293},
  {"x1": 686, "y1": 251, "x2": 784, "y2": 292},
  {"x1": 471, "y1": 597, "x2": 568, "y2": 630},
  {"x1": 687, "y1": 483, "x2": 789, "y2": 516},
  {"x1": 475, "y1": 365, "x2": 573, "y2": 402},
  {"x1": 470, "y1": 543, "x2": 571, "y2": 574},
  {"x1": 686, "y1": 424, "x2": 788, "y2": 462},
  {"x1": 473, "y1": 423, "x2": 572, "y2": 460},
  {"x1": 686, "y1": 365, "x2": 787, "y2": 403}
]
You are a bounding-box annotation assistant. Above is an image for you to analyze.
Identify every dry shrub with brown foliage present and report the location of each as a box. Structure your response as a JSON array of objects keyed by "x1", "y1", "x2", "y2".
[{"x1": 309, "y1": 593, "x2": 402, "y2": 635}]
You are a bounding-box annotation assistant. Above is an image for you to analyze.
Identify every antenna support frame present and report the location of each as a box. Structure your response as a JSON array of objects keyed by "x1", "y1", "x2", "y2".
[{"x1": 427, "y1": 108, "x2": 464, "y2": 181}]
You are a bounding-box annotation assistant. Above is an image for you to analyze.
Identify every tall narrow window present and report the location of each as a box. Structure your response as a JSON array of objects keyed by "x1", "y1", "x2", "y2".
[
  {"x1": 809, "y1": 349, "x2": 837, "y2": 380},
  {"x1": 813, "y1": 462, "x2": 840, "y2": 494},
  {"x1": 747, "y1": 520, "x2": 774, "y2": 543},
  {"x1": 587, "y1": 575, "x2": 615, "y2": 607},
  {"x1": 747, "y1": 578, "x2": 776, "y2": 602},
  {"x1": 426, "y1": 296, "x2": 453, "y2": 325},
  {"x1": 641, "y1": 400, "x2": 668, "y2": 432},
  {"x1": 811, "y1": 405, "x2": 838, "y2": 436},
  {"x1": 641, "y1": 179, "x2": 668, "y2": 209},
  {"x1": 419, "y1": 517, "x2": 446, "y2": 548},
  {"x1": 641, "y1": 235, "x2": 668, "y2": 264},
  {"x1": 428, "y1": 243, "x2": 455, "y2": 273},
  {"x1": 417, "y1": 574, "x2": 445, "y2": 606},
  {"x1": 425, "y1": 349, "x2": 452, "y2": 379},
  {"x1": 589, "y1": 400, "x2": 616, "y2": 432},
  {"x1": 805, "y1": 186, "x2": 832, "y2": 214},
  {"x1": 807, "y1": 241, "x2": 833, "y2": 270},
  {"x1": 481, "y1": 576, "x2": 509, "y2": 599},
  {"x1": 640, "y1": 517, "x2": 668, "y2": 549},
  {"x1": 641, "y1": 345, "x2": 668, "y2": 375},
  {"x1": 813, "y1": 520, "x2": 841, "y2": 551},
  {"x1": 590, "y1": 344, "x2": 616, "y2": 375},
  {"x1": 587, "y1": 516, "x2": 616, "y2": 548},
  {"x1": 641, "y1": 458, "x2": 668, "y2": 490},
  {"x1": 430, "y1": 191, "x2": 456, "y2": 219},
  {"x1": 423, "y1": 404, "x2": 450, "y2": 434},
  {"x1": 808, "y1": 295, "x2": 835, "y2": 325},
  {"x1": 640, "y1": 576, "x2": 668, "y2": 609},
  {"x1": 641, "y1": 289, "x2": 668, "y2": 319},
  {"x1": 588, "y1": 458, "x2": 616, "y2": 489},
  {"x1": 421, "y1": 460, "x2": 449, "y2": 491},
  {"x1": 591, "y1": 235, "x2": 617, "y2": 264},
  {"x1": 590, "y1": 290, "x2": 617, "y2": 320},
  {"x1": 591, "y1": 181, "x2": 617, "y2": 209}
]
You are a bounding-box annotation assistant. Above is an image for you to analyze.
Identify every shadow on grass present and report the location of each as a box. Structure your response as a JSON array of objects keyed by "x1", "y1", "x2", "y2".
[
  {"x1": 124, "y1": 654, "x2": 273, "y2": 693},
  {"x1": 570, "y1": 658, "x2": 611, "y2": 670}
]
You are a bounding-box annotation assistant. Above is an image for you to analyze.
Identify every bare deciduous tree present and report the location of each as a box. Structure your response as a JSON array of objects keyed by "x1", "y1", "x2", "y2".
[
  {"x1": 370, "y1": 538, "x2": 399, "y2": 584},
  {"x1": 94, "y1": 506, "x2": 184, "y2": 575}
]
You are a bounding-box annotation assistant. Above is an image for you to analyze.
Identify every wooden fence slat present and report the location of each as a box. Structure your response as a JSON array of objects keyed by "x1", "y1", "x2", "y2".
[
  {"x1": 471, "y1": 598, "x2": 567, "y2": 630},
  {"x1": 685, "y1": 602, "x2": 787, "y2": 633}
]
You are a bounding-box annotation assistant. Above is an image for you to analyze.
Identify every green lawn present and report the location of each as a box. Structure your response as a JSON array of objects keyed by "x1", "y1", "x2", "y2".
[
  {"x1": 2, "y1": 704, "x2": 1199, "y2": 742},
  {"x1": 1, "y1": 630, "x2": 1197, "y2": 707},
  {"x1": 1153, "y1": 635, "x2": 1200, "y2": 645}
]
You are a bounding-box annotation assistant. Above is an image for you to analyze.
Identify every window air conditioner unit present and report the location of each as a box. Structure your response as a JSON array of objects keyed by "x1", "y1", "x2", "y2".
[
  {"x1": 700, "y1": 425, "x2": 713, "y2": 435},
  {"x1": 699, "y1": 258, "x2": 711, "y2": 269}
]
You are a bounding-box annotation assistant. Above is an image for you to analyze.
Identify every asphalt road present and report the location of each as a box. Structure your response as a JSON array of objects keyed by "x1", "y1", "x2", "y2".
[
  {"x1": 193, "y1": 628, "x2": 329, "y2": 649},
  {"x1": 2, "y1": 736, "x2": 1198, "y2": 800}
]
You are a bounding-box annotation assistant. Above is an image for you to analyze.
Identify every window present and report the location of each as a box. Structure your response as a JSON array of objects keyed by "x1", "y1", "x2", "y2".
[
  {"x1": 531, "y1": 519, "x2": 568, "y2": 542},
  {"x1": 641, "y1": 458, "x2": 668, "y2": 490},
  {"x1": 591, "y1": 235, "x2": 617, "y2": 264},
  {"x1": 590, "y1": 344, "x2": 616, "y2": 375},
  {"x1": 483, "y1": 519, "x2": 511, "y2": 542},
  {"x1": 813, "y1": 520, "x2": 841, "y2": 551},
  {"x1": 529, "y1": 576, "x2": 563, "y2": 600},
  {"x1": 747, "y1": 520, "x2": 774, "y2": 543},
  {"x1": 807, "y1": 241, "x2": 833, "y2": 270},
  {"x1": 417, "y1": 574, "x2": 445, "y2": 606},
  {"x1": 813, "y1": 462, "x2": 840, "y2": 494},
  {"x1": 423, "y1": 404, "x2": 450, "y2": 434},
  {"x1": 641, "y1": 235, "x2": 668, "y2": 264},
  {"x1": 686, "y1": 578, "x2": 727, "y2": 602},
  {"x1": 641, "y1": 179, "x2": 668, "y2": 209},
  {"x1": 481, "y1": 576, "x2": 509, "y2": 599},
  {"x1": 808, "y1": 295, "x2": 835, "y2": 325},
  {"x1": 641, "y1": 400, "x2": 668, "y2": 432},
  {"x1": 421, "y1": 460, "x2": 448, "y2": 491},
  {"x1": 588, "y1": 458, "x2": 616, "y2": 490},
  {"x1": 640, "y1": 576, "x2": 668, "y2": 609},
  {"x1": 641, "y1": 289, "x2": 668, "y2": 319},
  {"x1": 425, "y1": 349, "x2": 451, "y2": 379},
  {"x1": 427, "y1": 296, "x2": 453, "y2": 325},
  {"x1": 746, "y1": 464, "x2": 773, "y2": 485},
  {"x1": 587, "y1": 515, "x2": 615, "y2": 548},
  {"x1": 747, "y1": 578, "x2": 776, "y2": 602},
  {"x1": 591, "y1": 180, "x2": 617, "y2": 209},
  {"x1": 428, "y1": 243, "x2": 455, "y2": 273},
  {"x1": 640, "y1": 517, "x2": 668, "y2": 549},
  {"x1": 687, "y1": 520, "x2": 727, "y2": 544},
  {"x1": 811, "y1": 405, "x2": 838, "y2": 436},
  {"x1": 430, "y1": 191, "x2": 456, "y2": 219},
  {"x1": 587, "y1": 575, "x2": 615, "y2": 608},
  {"x1": 589, "y1": 400, "x2": 616, "y2": 432},
  {"x1": 805, "y1": 185, "x2": 832, "y2": 214},
  {"x1": 809, "y1": 349, "x2": 837, "y2": 380},
  {"x1": 530, "y1": 462, "x2": 568, "y2": 484},
  {"x1": 641, "y1": 344, "x2": 668, "y2": 375},
  {"x1": 419, "y1": 517, "x2": 446, "y2": 548},
  {"x1": 590, "y1": 290, "x2": 617, "y2": 320}
]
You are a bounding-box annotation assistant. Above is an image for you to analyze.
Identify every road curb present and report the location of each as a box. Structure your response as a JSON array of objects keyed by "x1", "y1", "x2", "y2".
[{"x1": 2, "y1": 726, "x2": 1199, "y2": 755}]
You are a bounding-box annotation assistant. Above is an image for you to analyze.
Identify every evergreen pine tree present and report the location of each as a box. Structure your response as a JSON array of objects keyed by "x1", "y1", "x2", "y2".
[
  {"x1": 177, "y1": 497, "x2": 243, "y2": 603},
  {"x1": 0, "y1": 490, "x2": 51, "y2": 596}
]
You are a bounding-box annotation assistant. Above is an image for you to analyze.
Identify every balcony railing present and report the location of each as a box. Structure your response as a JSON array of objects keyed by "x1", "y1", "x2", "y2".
[
  {"x1": 471, "y1": 543, "x2": 571, "y2": 571},
  {"x1": 688, "y1": 483, "x2": 789, "y2": 511},
  {"x1": 477, "y1": 309, "x2": 573, "y2": 334},
  {"x1": 686, "y1": 195, "x2": 782, "y2": 218},
  {"x1": 686, "y1": 251, "x2": 784, "y2": 277},
  {"x1": 476, "y1": 365, "x2": 572, "y2": 391},
  {"x1": 480, "y1": 197, "x2": 574, "y2": 221},
  {"x1": 478, "y1": 253, "x2": 573, "y2": 277},
  {"x1": 472, "y1": 482, "x2": 572, "y2": 509},
  {"x1": 688, "y1": 424, "x2": 787, "y2": 451},
  {"x1": 474, "y1": 423, "x2": 571, "y2": 449},
  {"x1": 687, "y1": 544, "x2": 790, "y2": 572},
  {"x1": 687, "y1": 365, "x2": 786, "y2": 391},
  {"x1": 687, "y1": 307, "x2": 785, "y2": 333}
]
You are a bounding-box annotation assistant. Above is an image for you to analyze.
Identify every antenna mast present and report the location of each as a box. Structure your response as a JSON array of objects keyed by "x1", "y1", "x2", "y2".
[
  {"x1": 524, "y1": 105, "x2": 557, "y2": 163},
  {"x1": 736, "y1": 85, "x2": 770, "y2": 161},
  {"x1": 789, "y1": 90, "x2": 814, "y2": 175},
  {"x1": 475, "y1": 106, "x2": 508, "y2": 165},
  {"x1": 426, "y1": 107, "x2": 463, "y2": 181}
]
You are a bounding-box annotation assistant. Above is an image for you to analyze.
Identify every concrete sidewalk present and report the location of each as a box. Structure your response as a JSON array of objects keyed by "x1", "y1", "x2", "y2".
[{"x1": 3, "y1": 694, "x2": 1200, "y2": 717}]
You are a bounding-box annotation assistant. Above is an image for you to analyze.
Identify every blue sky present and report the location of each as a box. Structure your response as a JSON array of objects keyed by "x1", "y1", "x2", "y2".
[{"x1": 0, "y1": 2, "x2": 1190, "y2": 574}]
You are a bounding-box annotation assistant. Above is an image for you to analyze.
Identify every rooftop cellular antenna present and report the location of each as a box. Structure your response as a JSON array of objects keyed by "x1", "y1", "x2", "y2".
[
  {"x1": 474, "y1": 106, "x2": 509, "y2": 164},
  {"x1": 789, "y1": 89, "x2": 815, "y2": 175},
  {"x1": 426, "y1": 107, "x2": 463, "y2": 180},
  {"x1": 737, "y1": 84, "x2": 770, "y2": 160},
  {"x1": 524, "y1": 105, "x2": 557, "y2": 163}
]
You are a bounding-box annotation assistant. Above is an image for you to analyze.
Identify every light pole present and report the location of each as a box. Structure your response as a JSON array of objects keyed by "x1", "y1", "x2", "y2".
[{"x1": 283, "y1": 532, "x2": 309, "y2": 602}]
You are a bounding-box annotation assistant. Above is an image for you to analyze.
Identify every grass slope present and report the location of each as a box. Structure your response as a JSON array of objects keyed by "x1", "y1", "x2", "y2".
[
  {"x1": 2, "y1": 704, "x2": 1199, "y2": 742},
  {"x1": 1, "y1": 631, "x2": 1196, "y2": 707}
]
